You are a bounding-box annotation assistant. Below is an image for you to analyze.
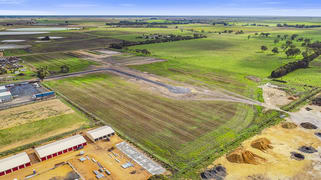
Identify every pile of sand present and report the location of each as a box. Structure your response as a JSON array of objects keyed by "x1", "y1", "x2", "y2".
[
  {"x1": 226, "y1": 148, "x2": 266, "y2": 165},
  {"x1": 281, "y1": 122, "x2": 297, "y2": 129},
  {"x1": 251, "y1": 138, "x2": 273, "y2": 151}
]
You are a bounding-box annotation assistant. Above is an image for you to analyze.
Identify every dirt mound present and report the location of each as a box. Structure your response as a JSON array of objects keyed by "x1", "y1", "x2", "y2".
[
  {"x1": 300, "y1": 122, "x2": 318, "y2": 129},
  {"x1": 251, "y1": 138, "x2": 273, "y2": 151},
  {"x1": 281, "y1": 122, "x2": 297, "y2": 129},
  {"x1": 201, "y1": 164, "x2": 227, "y2": 180},
  {"x1": 288, "y1": 97, "x2": 296, "y2": 100},
  {"x1": 290, "y1": 152, "x2": 305, "y2": 161},
  {"x1": 298, "y1": 146, "x2": 318, "y2": 154},
  {"x1": 226, "y1": 148, "x2": 266, "y2": 165}
]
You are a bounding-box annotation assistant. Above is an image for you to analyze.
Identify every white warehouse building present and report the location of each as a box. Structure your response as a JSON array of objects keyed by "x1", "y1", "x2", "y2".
[
  {"x1": 86, "y1": 126, "x2": 115, "y2": 142},
  {"x1": 0, "y1": 91, "x2": 12, "y2": 103},
  {"x1": 35, "y1": 135, "x2": 87, "y2": 161},
  {"x1": 0, "y1": 152, "x2": 31, "y2": 176},
  {"x1": 0, "y1": 86, "x2": 7, "y2": 93}
]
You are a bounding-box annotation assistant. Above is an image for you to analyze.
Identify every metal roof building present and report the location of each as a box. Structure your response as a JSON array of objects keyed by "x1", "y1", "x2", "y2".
[
  {"x1": 0, "y1": 86, "x2": 7, "y2": 93},
  {"x1": 0, "y1": 91, "x2": 12, "y2": 103},
  {"x1": 0, "y1": 152, "x2": 31, "y2": 176},
  {"x1": 35, "y1": 135, "x2": 87, "y2": 161},
  {"x1": 86, "y1": 126, "x2": 115, "y2": 142}
]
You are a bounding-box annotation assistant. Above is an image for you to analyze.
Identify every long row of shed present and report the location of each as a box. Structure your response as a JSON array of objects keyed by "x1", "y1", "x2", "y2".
[{"x1": 0, "y1": 126, "x2": 115, "y2": 177}]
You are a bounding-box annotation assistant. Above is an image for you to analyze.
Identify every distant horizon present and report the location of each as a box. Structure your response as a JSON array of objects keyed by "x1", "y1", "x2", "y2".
[
  {"x1": 0, "y1": 0, "x2": 320, "y2": 17},
  {"x1": 0, "y1": 15, "x2": 321, "y2": 18}
]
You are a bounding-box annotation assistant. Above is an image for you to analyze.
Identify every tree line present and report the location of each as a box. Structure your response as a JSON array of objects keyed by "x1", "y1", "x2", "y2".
[
  {"x1": 270, "y1": 42, "x2": 321, "y2": 78},
  {"x1": 277, "y1": 23, "x2": 321, "y2": 28},
  {"x1": 110, "y1": 34, "x2": 207, "y2": 49}
]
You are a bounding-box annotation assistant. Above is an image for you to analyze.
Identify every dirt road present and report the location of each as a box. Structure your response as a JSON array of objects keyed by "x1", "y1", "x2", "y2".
[{"x1": 43, "y1": 50, "x2": 285, "y2": 111}]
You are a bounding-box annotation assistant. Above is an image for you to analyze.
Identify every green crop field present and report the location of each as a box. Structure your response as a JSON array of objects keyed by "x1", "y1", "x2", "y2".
[
  {"x1": 44, "y1": 73, "x2": 257, "y2": 172},
  {"x1": 21, "y1": 53, "x2": 98, "y2": 74}
]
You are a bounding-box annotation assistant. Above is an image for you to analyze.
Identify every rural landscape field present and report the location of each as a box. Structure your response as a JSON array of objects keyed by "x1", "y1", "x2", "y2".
[{"x1": 0, "y1": 2, "x2": 320, "y2": 179}]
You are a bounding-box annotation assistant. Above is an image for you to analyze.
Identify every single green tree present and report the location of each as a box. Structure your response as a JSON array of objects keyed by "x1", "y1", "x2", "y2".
[
  {"x1": 274, "y1": 39, "x2": 279, "y2": 44},
  {"x1": 37, "y1": 66, "x2": 49, "y2": 81},
  {"x1": 60, "y1": 65, "x2": 70, "y2": 73},
  {"x1": 272, "y1": 47, "x2": 279, "y2": 54},
  {"x1": 261, "y1": 45, "x2": 268, "y2": 52}
]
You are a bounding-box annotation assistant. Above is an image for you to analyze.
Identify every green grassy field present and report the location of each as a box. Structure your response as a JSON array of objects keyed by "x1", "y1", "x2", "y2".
[
  {"x1": 128, "y1": 27, "x2": 321, "y2": 89},
  {"x1": 44, "y1": 73, "x2": 257, "y2": 171},
  {"x1": 0, "y1": 113, "x2": 89, "y2": 148},
  {"x1": 21, "y1": 53, "x2": 98, "y2": 74},
  {"x1": 0, "y1": 99, "x2": 91, "y2": 152}
]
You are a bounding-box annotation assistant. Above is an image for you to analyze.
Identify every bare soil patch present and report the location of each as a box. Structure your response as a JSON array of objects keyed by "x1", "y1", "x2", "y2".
[
  {"x1": 210, "y1": 105, "x2": 321, "y2": 180},
  {"x1": 261, "y1": 83, "x2": 293, "y2": 107},
  {"x1": 0, "y1": 99, "x2": 74, "y2": 129}
]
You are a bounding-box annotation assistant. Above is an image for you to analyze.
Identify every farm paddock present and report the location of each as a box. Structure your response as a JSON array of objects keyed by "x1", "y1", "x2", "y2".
[
  {"x1": 0, "y1": 98, "x2": 90, "y2": 153},
  {"x1": 44, "y1": 72, "x2": 257, "y2": 171}
]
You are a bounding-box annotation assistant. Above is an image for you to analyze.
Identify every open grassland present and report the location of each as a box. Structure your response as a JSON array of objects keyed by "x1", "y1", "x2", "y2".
[
  {"x1": 21, "y1": 53, "x2": 98, "y2": 73},
  {"x1": 44, "y1": 73, "x2": 257, "y2": 171},
  {"x1": 0, "y1": 99, "x2": 91, "y2": 152},
  {"x1": 128, "y1": 27, "x2": 321, "y2": 89}
]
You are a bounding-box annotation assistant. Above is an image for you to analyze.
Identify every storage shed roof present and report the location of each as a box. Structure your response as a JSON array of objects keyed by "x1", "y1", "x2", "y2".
[
  {"x1": 0, "y1": 152, "x2": 30, "y2": 172},
  {"x1": 35, "y1": 135, "x2": 86, "y2": 158},
  {"x1": 87, "y1": 126, "x2": 115, "y2": 140}
]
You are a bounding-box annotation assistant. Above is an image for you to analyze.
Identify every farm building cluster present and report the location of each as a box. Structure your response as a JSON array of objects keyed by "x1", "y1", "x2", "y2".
[
  {"x1": 0, "y1": 85, "x2": 12, "y2": 103},
  {"x1": 0, "y1": 82, "x2": 54, "y2": 107},
  {"x1": 0, "y1": 56, "x2": 24, "y2": 75},
  {"x1": 0, "y1": 126, "x2": 117, "y2": 177}
]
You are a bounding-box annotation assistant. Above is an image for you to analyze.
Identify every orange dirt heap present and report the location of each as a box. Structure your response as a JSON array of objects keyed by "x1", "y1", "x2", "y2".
[
  {"x1": 226, "y1": 148, "x2": 266, "y2": 165},
  {"x1": 251, "y1": 138, "x2": 273, "y2": 151},
  {"x1": 281, "y1": 122, "x2": 297, "y2": 129}
]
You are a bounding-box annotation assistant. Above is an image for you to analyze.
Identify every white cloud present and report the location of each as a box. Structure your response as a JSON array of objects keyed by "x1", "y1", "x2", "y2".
[
  {"x1": 0, "y1": 0, "x2": 24, "y2": 4},
  {"x1": 0, "y1": 10, "x2": 55, "y2": 15},
  {"x1": 59, "y1": 3, "x2": 98, "y2": 8}
]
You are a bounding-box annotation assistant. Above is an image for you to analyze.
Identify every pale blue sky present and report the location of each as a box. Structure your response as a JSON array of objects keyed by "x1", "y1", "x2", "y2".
[{"x1": 0, "y1": 0, "x2": 320, "y2": 16}]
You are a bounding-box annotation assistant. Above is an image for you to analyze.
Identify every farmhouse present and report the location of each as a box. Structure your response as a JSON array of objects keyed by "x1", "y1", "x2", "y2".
[
  {"x1": 35, "y1": 135, "x2": 87, "y2": 161},
  {"x1": 86, "y1": 126, "x2": 115, "y2": 142},
  {"x1": 0, "y1": 91, "x2": 12, "y2": 103},
  {"x1": 0, "y1": 152, "x2": 31, "y2": 176}
]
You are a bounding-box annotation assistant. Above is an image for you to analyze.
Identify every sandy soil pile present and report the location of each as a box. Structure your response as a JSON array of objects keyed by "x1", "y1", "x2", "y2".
[
  {"x1": 226, "y1": 148, "x2": 266, "y2": 165},
  {"x1": 281, "y1": 122, "x2": 298, "y2": 129},
  {"x1": 251, "y1": 138, "x2": 273, "y2": 151}
]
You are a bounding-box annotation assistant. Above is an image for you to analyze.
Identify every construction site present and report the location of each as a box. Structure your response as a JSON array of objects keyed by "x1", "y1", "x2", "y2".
[{"x1": 1, "y1": 126, "x2": 164, "y2": 180}]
